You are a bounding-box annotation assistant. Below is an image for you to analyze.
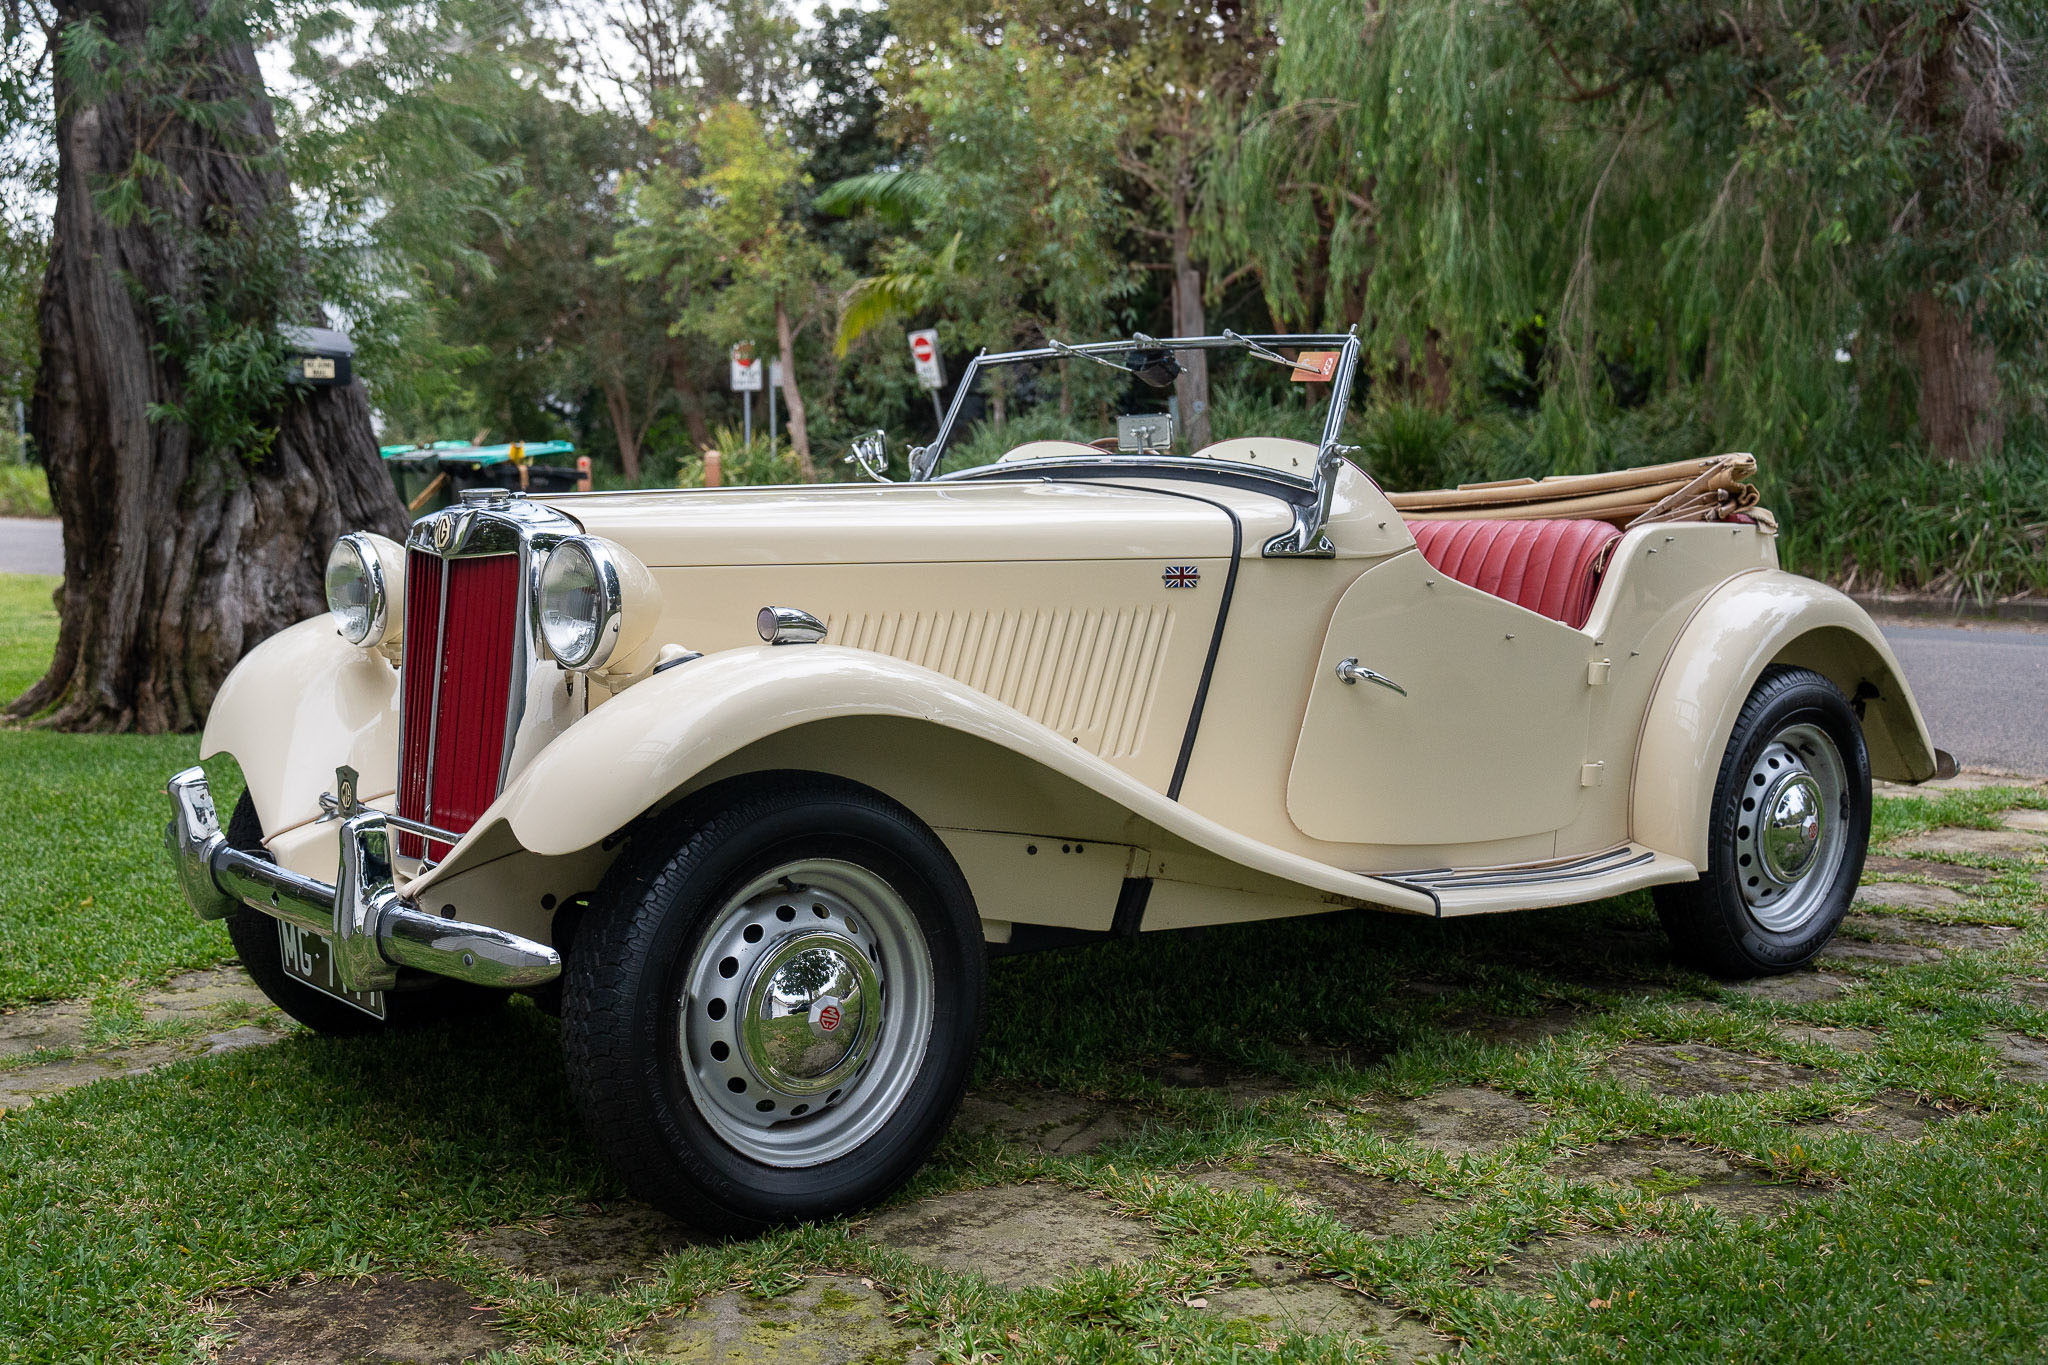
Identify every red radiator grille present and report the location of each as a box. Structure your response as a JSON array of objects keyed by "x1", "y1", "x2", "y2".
[{"x1": 397, "y1": 551, "x2": 522, "y2": 861}]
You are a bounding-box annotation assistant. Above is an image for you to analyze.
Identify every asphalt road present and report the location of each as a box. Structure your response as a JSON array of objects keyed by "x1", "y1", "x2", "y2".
[
  {"x1": 1877, "y1": 621, "x2": 2048, "y2": 777},
  {"x1": 0, "y1": 515, "x2": 2037, "y2": 771},
  {"x1": 0, "y1": 516, "x2": 59, "y2": 575}
]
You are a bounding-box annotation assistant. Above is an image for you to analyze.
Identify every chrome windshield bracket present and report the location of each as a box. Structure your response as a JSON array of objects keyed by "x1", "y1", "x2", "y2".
[{"x1": 1264, "y1": 328, "x2": 1362, "y2": 558}]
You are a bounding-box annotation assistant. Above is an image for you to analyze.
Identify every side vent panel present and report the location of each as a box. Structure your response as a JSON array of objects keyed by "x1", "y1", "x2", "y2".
[{"x1": 826, "y1": 607, "x2": 1173, "y2": 758}]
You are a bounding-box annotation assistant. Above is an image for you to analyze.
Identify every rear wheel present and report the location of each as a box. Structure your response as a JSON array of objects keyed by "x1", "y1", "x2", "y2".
[
  {"x1": 1654, "y1": 666, "x2": 1871, "y2": 977},
  {"x1": 221, "y1": 792, "x2": 504, "y2": 1034},
  {"x1": 560, "y1": 775, "x2": 985, "y2": 1234}
]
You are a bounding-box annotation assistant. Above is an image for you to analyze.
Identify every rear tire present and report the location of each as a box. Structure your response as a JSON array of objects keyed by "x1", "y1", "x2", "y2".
[
  {"x1": 222, "y1": 793, "x2": 504, "y2": 1034},
  {"x1": 560, "y1": 775, "x2": 985, "y2": 1234},
  {"x1": 1654, "y1": 666, "x2": 1871, "y2": 977}
]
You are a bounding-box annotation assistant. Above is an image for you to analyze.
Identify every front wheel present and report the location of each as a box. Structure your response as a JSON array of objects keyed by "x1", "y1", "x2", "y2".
[
  {"x1": 560, "y1": 775, "x2": 986, "y2": 1234},
  {"x1": 1654, "y1": 665, "x2": 1872, "y2": 977}
]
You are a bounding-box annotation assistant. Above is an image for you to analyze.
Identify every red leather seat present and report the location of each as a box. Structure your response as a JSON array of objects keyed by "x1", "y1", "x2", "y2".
[{"x1": 1406, "y1": 518, "x2": 1622, "y2": 630}]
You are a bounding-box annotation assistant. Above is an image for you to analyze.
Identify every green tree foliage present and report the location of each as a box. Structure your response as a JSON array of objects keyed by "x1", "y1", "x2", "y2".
[
  {"x1": 1219, "y1": 0, "x2": 2048, "y2": 467},
  {"x1": 826, "y1": 32, "x2": 1130, "y2": 371},
  {"x1": 1, "y1": 0, "x2": 2041, "y2": 594},
  {"x1": 611, "y1": 99, "x2": 843, "y2": 476}
]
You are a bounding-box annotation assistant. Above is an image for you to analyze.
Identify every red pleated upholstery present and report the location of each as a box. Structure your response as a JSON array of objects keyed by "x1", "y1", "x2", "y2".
[{"x1": 1406, "y1": 518, "x2": 1622, "y2": 630}]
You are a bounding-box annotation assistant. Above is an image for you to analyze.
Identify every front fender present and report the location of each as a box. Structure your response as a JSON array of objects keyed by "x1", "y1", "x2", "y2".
[
  {"x1": 1632, "y1": 570, "x2": 1937, "y2": 868},
  {"x1": 429, "y1": 645, "x2": 1436, "y2": 915},
  {"x1": 201, "y1": 616, "x2": 400, "y2": 835}
]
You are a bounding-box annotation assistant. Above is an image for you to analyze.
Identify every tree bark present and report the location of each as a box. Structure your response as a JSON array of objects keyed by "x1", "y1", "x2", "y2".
[
  {"x1": 1168, "y1": 160, "x2": 1211, "y2": 451},
  {"x1": 1910, "y1": 291, "x2": 2002, "y2": 464},
  {"x1": 601, "y1": 378, "x2": 645, "y2": 481},
  {"x1": 667, "y1": 347, "x2": 713, "y2": 452},
  {"x1": 774, "y1": 295, "x2": 815, "y2": 479},
  {"x1": 13, "y1": 0, "x2": 406, "y2": 733}
]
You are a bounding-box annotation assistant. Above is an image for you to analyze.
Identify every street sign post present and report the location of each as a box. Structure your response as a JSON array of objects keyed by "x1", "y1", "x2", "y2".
[
  {"x1": 731, "y1": 342, "x2": 763, "y2": 446},
  {"x1": 908, "y1": 328, "x2": 945, "y2": 424}
]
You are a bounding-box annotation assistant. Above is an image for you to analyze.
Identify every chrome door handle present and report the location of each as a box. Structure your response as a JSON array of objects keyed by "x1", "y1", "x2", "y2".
[{"x1": 1335, "y1": 657, "x2": 1406, "y2": 695}]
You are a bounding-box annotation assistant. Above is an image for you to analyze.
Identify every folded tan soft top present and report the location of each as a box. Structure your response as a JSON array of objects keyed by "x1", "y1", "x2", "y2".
[{"x1": 1383, "y1": 453, "x2": 1769, "y2": 530}]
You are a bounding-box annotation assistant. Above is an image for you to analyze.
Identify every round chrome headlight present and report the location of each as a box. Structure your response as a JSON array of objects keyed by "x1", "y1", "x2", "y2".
[
  {"x1": 538, "y1": 537, "x2": 624, "y2": 669},
  {"x1": 325, "y1": 533, "x2": 394, "y2": 646}
]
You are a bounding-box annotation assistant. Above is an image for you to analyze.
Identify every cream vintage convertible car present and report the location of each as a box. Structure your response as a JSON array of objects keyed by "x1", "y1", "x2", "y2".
[{"x1": 164, "y1": 330, "x2": 1949, "y2": 1231}]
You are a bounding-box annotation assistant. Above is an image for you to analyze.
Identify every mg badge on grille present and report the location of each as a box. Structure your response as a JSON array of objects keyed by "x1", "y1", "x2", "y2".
[{"x1": 432, "y1": 517, "x2": 454, "y2": 552}]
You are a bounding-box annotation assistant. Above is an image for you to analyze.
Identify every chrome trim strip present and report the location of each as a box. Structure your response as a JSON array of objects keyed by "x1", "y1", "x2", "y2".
[
  {"x1": 420, "y1": 557, "x2": 451, "y2": 829},
  {"x1": 1394, "y1": 846, "x2": 1654, "y2": 892},
  {"x1": 164, "y1": 767, "x2": 560, "y2": 991}
]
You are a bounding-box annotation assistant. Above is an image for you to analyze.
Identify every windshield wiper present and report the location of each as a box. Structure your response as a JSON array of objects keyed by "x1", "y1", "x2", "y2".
[
  {"x1": 1046, "y1": 337, "x2": 1134, "y2": 375},
  {"x1": 1220, "y1": 329, "x2": 1297, "y2": 369}
]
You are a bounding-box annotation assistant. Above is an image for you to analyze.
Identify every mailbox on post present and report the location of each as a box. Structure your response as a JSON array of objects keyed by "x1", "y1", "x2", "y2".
[{"x1": 281, "y1": 325, "x2": 355, "y2": 387}]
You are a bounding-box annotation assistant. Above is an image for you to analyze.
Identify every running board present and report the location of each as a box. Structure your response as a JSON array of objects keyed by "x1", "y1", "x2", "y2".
[{"x1": 1392, "y1": 844, "x2": 1698, "y2": 917}]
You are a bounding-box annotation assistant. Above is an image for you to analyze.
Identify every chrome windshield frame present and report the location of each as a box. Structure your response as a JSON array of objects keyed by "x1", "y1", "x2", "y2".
[{"x1": 907, "y1": 329, "x2": 1362, "y2": 557}]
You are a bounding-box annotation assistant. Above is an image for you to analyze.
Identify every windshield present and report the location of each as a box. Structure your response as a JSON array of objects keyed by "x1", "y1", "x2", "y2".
[{"x1": 915, "y1": 333, "x2": 1357, "y2": 479}]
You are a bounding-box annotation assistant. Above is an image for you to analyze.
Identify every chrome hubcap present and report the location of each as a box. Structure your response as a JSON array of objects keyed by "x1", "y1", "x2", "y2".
[
  {"x1": 1733, "y1": 722, "x2": 1850, "y2": 934},
  {"x1": 1758, "y1": 772, "x2": 1824, "y2": 881},
  {"x1": 680, "y1": 859, "x2": 934, "y2": 1167},
  {"x1": 740, "y1": 932, "x2": 878, "y2": 1095}
]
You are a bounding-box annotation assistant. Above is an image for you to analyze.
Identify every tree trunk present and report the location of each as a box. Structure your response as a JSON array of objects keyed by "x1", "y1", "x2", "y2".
[
  {"x1": 600, "y1": 379, "x2": 644, "y2": 482},
  {"x1": 667, "y1": 348, "x2": 713, "y2": 452},
  {"x1": 1910, "y1": 291, "x2": 2002, "y2": 464},
  {"x1": 1169, "y1": 180, "x2": 1211, "y2": 451},
  {"x1": 774, "y1": 295, "x2": 815, "y2": 480},
  {"x1": 12, "y1": 0, "x2": 405, "y2": 733},
  {"x1": 1422, "y1": 331, "x2": 1454, "y2": 412}
]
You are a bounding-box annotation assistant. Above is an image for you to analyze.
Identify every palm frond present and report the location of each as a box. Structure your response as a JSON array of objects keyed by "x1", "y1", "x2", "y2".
[{"x1": 813, "y1": 168, "x2": 943, "y2": 226}]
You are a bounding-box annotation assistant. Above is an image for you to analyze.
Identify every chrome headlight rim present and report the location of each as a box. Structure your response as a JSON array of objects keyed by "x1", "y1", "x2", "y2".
[
  {"x1": 325, "y1": 532, "x2": 390, "y2": 647},
  {"x1": 537, "y1": 536, "x2": 626, "y2": 670}
]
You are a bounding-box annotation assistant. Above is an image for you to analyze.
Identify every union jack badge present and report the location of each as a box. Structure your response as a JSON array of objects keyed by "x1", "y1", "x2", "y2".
[{"x1": 1162, "y1": 564, "x2": 1199, "y2": 589}]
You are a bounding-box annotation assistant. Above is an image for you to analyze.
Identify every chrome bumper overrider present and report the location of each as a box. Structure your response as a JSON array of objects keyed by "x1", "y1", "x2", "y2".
[{"x1": 163, "y1": 767, "x2": 561, "y2": 993}]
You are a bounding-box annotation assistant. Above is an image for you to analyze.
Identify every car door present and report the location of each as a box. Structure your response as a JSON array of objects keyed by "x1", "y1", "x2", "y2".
[{"x1": 1286, "y1": 548, "x2": 1601, "y2": 849}]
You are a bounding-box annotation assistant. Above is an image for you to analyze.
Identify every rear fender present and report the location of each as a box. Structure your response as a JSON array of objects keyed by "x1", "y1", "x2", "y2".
[{"x1": 1632, "y1": 570, "x2": 1937, "y2": 868}]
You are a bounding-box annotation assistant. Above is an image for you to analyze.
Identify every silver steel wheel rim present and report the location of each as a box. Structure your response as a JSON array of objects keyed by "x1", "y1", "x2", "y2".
[
  {"x1": 679, "y1": 858, "x2": 935, "y2": 1167},
  {"x1": 1733, "y1": 722, "x2": 1850, "y2": 934}
]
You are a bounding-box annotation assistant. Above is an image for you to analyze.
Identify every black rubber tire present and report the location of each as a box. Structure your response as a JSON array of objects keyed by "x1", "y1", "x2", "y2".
[
  {"x1": 221, "y1": 793, "x2": 504, "y2": 1034},
  {"x1": 560, "y1": 774, "x2": 986, "y2": 1235},
  {"x1": 1653, "y1": 665, "x2": 1872, "y2": 978}
]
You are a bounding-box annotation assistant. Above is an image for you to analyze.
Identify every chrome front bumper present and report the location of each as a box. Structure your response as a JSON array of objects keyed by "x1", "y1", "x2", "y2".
[{"x1": 164, "y1": 767, "x2": 561, "y2": 994}]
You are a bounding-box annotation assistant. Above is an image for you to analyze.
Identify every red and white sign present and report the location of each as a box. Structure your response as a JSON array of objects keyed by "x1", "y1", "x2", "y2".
[
  {"x1": 908, "y1": 328, "x2": 945, "y2": 389},
  {"x1": 729, "y1": 342, "x2": 763, "y2": 392},
  {"x1": 817, "y1": 1003, "x2": 843, "y2": 1033}
]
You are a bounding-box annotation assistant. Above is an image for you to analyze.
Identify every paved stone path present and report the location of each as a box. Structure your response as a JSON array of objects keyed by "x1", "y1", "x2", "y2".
[
  {"x1": 10, "y1": 771, "x2": 2043, "y2": 1362},
  {"x1": 0, "y1": 967, "x2": 287, "y2": 1113}
]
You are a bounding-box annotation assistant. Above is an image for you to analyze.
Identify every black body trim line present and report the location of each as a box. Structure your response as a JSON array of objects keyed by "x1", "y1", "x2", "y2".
[
  {"x1": 1110, "y1": 877, "x2": 1154, "y2": 940},
  {"x1": 946, "y1": 460, "x2": 1318, "y2": 509},
  {"x1": 1072, "y1": 478, "x2": 1243, "y2": 803}
]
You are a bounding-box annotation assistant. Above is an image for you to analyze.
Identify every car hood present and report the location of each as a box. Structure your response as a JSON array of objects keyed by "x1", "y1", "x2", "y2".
[{"x1": 539, "y1": 478, "x2": 1293, "y2": 566}]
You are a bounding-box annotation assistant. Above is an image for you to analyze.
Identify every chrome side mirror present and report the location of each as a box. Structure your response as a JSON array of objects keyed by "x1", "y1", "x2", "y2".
[{"x1": 845, "y1": 429, "x2": 892, "y2": 482}]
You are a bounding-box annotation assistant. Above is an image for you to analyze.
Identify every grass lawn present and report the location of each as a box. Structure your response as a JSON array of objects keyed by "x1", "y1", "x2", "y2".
[
  {"x1": 2, "y1": 571, "x2": 2047, "y2": 1362},
  {"x1": 0, "y1": 573, "x2": 244, "y2": 1005}
]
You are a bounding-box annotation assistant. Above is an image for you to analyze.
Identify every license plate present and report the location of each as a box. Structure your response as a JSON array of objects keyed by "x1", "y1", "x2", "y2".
[{"x1": 277, "y1": 922, "x2": 387, "y2": 1019}]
